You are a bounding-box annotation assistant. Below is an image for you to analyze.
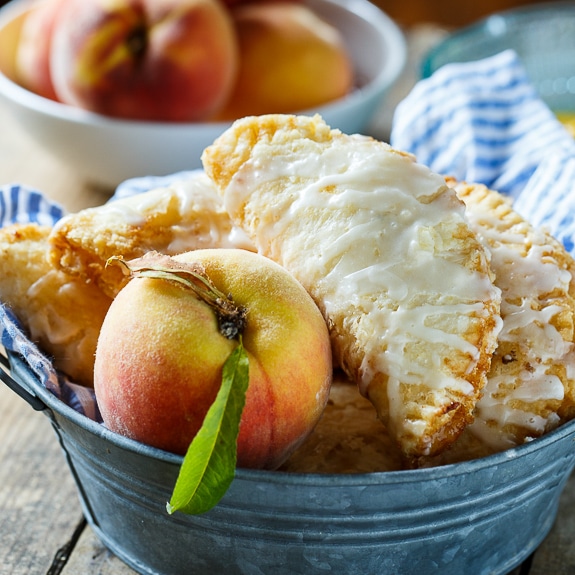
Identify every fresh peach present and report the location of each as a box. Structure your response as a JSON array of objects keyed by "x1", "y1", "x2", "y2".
[
  {"x1": 14, "y1": 0, "x2": 67, "y2": 101},
  {"x1": 94, "y1": 249, "x2": 332, "y2": 470},
  {"x1": 49, "y1": 0, "x2": 239, "y2": 121},
  {"x1": 216, "y1": 2, "x2": 354, "y2": 120}
]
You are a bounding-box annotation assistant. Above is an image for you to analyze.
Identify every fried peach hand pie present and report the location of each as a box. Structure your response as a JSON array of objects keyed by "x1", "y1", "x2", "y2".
[{"x1": 202, "y1": 114, "x2": 503, "y2": 462}]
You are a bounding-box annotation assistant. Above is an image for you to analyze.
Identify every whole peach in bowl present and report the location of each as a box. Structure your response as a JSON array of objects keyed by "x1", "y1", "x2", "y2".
[
  {"x1": 214, "y1": 1, "x2": 354, "y2": 120},
  {"x1": 48, "y1": 0, "x2": 239, "y2": 122},
  {"x1": 0, "y1": 0, "x2": 406, "y2": 189}
]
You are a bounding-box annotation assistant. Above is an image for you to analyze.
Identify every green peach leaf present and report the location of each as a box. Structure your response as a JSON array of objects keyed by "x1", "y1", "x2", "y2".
[{"x1": 166, "y1": 340, "x2": 249, "y2": 515}]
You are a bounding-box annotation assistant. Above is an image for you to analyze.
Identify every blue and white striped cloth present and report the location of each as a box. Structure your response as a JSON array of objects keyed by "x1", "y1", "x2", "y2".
[
  {"x1": 391, "y1": 50, "x2": 575, "y2": 248},
  {"x1": 2, "y1": 49, "x2": 575, "y2": 415},
  {"x1": 0, "y1": 183, "x2": 64, "y2": 227},
  {"x1": 0, "y1": 186, "x2": 101, "y2": 416}
]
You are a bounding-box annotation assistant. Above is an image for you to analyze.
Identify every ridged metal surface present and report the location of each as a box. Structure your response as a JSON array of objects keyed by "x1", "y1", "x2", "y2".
[{"x1": 7, "y1": 353, "x2": 575, "y2": 575}]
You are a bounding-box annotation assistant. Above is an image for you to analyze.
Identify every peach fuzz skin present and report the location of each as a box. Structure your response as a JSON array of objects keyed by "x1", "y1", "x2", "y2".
[
  {"x1": 94, "y1": 249, "x2": 333, "y2": 470},
  {"x1": 15, "y1": 0, "x2": 67, "y2": 101},
  {"x1": 216, "y1": 1, "x2": 353, "y2": 120},
  {"x1": 49, "y1": 0, "x2": 238, "y2": 121}
]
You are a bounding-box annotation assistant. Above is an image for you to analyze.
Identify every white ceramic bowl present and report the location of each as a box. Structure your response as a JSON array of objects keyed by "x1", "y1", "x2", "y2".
[{"x1": 0, "y1": 0, "x2": 406, "y2": 189}]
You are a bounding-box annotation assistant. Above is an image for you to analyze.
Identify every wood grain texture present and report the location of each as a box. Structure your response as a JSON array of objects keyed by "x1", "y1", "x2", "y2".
[
  {"x1": 369, "y1": 0, "x2": 552, "y2": 27},
  {"x1": 0, "y1": 382, "x2": 84, "y2": 574},
  {"x1": 530, "y1": 472, "x2": 575, "y2": 575},
  {"x1": 61, "y1": 528, "x2": 137, "y2": 575}
]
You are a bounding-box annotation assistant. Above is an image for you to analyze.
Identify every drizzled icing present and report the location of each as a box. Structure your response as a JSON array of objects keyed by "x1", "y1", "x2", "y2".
[
  {"x1": 27, "y1": 271, "x2": 92, "y2": 345},
  {"x1": 462, "y1": 192, "x2": 575, "y2": 448},
  {"x1": 80, "y1": 174, "x2": 253, "y2": 253},
  {"x1": 222, "y1": 130, "x2": 501, "y2": 451}
]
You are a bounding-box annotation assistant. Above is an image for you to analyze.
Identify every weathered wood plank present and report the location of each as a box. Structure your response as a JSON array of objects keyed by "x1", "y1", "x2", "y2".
[
  {"x1": 62, "y1": 528, "x2": 137, "y2": 575},
  {"x1": 0, "y1": 382, "x2": 85, "y2": 574},
  {"x1": 528, "y1": 471, "x2": 575, "y2": 575}
]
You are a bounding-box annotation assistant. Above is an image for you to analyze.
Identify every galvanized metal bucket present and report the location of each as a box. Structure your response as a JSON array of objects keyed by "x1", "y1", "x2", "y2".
[{"x1": 3, "y1": 350, "x2": 575, "y2": 575}]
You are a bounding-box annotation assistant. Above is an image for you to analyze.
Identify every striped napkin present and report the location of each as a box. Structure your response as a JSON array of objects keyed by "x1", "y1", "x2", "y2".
[
  {"x1": 0, "y1": 186, "x2": 100, "y2": 417},
  {"x1": 391, "y1": 49, "x2": 575, "y2": 250},
  {"x1": 1, "y1": 49, "x2": 575, "y2": 415}
]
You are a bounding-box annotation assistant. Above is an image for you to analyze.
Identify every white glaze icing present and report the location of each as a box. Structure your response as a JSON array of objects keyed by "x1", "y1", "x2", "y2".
[
  {"x1": 222, "y1": 133, "x2": 501, "y2": 447},
  {"x1": 462, "y1": 189, "x2": 575, "y2": 448},
  {"x1": 101, "y1": 175, "x2": 253, "y2": 253}
]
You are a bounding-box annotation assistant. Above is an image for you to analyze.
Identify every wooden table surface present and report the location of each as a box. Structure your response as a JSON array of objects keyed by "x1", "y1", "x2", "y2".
[{"x1": 1, "y1": 26, "x2": 575, "y2": 575}]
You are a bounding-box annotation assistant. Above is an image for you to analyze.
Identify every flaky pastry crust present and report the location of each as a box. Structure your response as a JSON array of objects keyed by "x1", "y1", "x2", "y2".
[
  {"x1": 0, "y1": 223, "x2": 111, "y2": 386},
  {"x1": 449, "y1": 179, "x2": 575, "y2": 448},
  {"x1": 48, "y1": 173, "x2": 254, "y2": 298}
]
